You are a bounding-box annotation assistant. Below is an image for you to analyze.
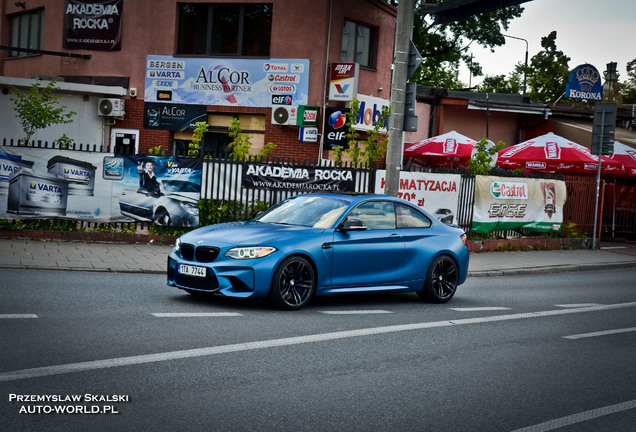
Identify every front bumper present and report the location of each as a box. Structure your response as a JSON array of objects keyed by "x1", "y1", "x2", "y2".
[{"x1": 167, "y1": 252, "x2": 273, "y2": 299}]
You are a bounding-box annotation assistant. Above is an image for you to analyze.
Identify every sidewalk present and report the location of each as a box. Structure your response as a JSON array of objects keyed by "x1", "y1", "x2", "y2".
[{"x1": 1, "y1": 238, "x2": 635, "y2": 276}]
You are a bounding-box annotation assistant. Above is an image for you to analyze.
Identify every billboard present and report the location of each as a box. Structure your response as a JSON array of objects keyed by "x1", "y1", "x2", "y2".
[
  {"x1": 63, "y1": 0, "x2": 123, "y2": 51},
  {"x1": 144, "y1": 56, "x2": 310, "y2": 107},
  {"x1": 472, "y1": 176, "x2": 567, "y2": 233}
]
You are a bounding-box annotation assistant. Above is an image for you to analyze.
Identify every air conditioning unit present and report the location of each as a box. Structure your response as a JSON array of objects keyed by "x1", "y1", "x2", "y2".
[
  {"x1": 271, "y1": 106, "x2": 297, "y2": 126},
  {"x1": 98, "y1": 98, "x2": 125, "y2": 117}
]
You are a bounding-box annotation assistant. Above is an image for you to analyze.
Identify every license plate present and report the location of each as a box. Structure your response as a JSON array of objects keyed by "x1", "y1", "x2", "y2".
[{"x1": 178, "y1": 264, "x2": 206, "y2": 278}]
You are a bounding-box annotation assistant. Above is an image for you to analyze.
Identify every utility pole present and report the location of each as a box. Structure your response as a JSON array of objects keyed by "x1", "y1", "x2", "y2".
[{"x1": 384, "y1": 0, "x2": 416, "y2": 196}]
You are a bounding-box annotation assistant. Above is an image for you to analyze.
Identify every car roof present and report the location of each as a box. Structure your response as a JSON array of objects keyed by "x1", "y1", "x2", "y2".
[{"x1": 294, "y1": 192, "x2": 406, "y2": 204}]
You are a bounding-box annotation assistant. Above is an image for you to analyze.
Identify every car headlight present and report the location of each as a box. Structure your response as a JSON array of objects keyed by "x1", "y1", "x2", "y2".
[
  {"x1": 225, "y1": 246, "x2": 277, "y2": 259},
  {"x1": 173, "y1": 237, "x2": 181, "y2": 252},
  {"x1": 180, "y1": 201, "x2": 199, "y2": 216}
]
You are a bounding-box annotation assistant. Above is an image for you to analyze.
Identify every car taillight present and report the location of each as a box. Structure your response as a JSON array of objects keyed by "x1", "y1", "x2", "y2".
[{"x1": 460, "y1": 234, "x2": 467, "y2": 247}]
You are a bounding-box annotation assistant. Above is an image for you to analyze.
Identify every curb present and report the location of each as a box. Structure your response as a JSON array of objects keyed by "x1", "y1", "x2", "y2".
[{"x1": 468, "y1": 261, "x2": 636, "y2": 277}]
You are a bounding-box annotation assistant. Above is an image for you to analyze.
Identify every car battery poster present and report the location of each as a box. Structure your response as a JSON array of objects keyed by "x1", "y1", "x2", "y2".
[
  {"x1": 0, "y1": 148, "x2": 202, "y2": 227},
  {"x1": 374, "y1": 170, "x2": 461, "y2": 225},
  {"x1": 471, "y1": 176, "x2": 567, "y2": 233}
]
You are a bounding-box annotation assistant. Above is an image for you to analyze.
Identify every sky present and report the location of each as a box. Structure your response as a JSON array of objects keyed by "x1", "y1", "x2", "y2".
[{"x1": 457, "y1": 0, "x2": 636, "y2": 88}]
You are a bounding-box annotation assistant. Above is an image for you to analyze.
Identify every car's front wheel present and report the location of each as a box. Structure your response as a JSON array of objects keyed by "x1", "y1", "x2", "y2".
[
  {"x1": 268, "y1": 255, "x2": 316, "y2": 310},
  {"x1": 418, "y1": 255, "x2": 458, "y2": 303},
  {"x1": 155, "y1": 209, "x2": 171, "y2": 226}
]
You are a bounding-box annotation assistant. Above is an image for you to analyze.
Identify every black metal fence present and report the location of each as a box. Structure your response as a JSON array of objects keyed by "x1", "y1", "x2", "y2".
[{"x1": 2, "y1": 138, "x2": 635, "y2": 239}]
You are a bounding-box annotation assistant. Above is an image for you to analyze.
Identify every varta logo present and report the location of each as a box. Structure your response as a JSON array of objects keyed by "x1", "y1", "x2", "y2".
[
  {"x1": 30, "y1": 182, "x2": 63, "y2": 193},
  {"x1": 64, "y1": 168, "x2": 91, "y2": 178}
]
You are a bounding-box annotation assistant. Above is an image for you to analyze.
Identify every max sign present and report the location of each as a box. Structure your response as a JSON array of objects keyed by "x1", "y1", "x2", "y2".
[{"x1": 565, "y1": 64, "x2": 603, "y2": 101}]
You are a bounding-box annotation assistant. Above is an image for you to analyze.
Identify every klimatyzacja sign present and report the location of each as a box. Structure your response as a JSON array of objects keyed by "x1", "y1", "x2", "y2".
[
  {"x1": 472, "y1": 176, "x2": 567, "y2": 233},
  {"x1": 375, "y1": 170, "x2": 461, "y2": 225},
  {"x1": 144, "y1": 56, "x2": 310, "y2": 107}
]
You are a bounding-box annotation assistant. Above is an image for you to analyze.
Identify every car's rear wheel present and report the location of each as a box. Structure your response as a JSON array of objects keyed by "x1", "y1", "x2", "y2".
[
  {"x1": 268, "y1": 256, "x2": 316, "y2": 310},
  {"x1": 418, "y1": 255, "x2": 458, "y2": 303}
]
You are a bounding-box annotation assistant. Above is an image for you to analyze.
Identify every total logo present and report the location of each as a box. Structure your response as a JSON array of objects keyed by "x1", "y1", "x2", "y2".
[{"x1": 264, "y1": 63, "x2": 288, "y2": 72}]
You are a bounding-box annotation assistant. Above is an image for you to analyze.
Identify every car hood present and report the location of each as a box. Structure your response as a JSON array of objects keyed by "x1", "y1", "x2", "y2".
[
  {"x1": 164, "y1": 191, "x2": 199, "y2": 203},
  {"x1": 182, "y1": 221, "x2": 322, "y2": 246}
]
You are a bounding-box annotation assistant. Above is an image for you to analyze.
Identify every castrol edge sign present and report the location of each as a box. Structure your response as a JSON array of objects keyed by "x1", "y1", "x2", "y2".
[{"x1": 329, "y1": 63, "x2": 359, "y2": 101}]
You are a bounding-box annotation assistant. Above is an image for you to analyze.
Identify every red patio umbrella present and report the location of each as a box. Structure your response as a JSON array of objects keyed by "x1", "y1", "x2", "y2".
[
  {"x1": 496, "y1": 132, "x2": 623, "y2": 175},
  {"x1": 403, "y1": 130, "x2": 477, "y2": 168},
  {"x1": 608, "y1": 141, "x2": 636, "y2": 177}
]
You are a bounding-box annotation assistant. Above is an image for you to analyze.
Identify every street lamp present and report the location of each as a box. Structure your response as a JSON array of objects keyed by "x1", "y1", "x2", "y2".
[{"x1": 503, "y1": 34, "x2": 528, "y2": 96}]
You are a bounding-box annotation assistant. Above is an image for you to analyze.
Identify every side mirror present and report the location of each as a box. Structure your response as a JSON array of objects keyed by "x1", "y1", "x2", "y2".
[{"x1": 339, "y1": 218, "x2": 367, "y2": 231}]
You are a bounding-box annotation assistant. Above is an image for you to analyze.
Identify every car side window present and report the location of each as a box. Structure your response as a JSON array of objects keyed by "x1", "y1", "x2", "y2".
[
  {"x1": 396, "y1": 203, "x2": 432, "y2": 228},
  {"x1": 348, "y1": 201, "x2": 396, "y2": 230}
]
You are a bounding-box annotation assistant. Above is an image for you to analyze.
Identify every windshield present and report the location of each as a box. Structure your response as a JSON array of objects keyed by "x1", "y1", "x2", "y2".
[
  {"x1": 256, "y1": 195, "x2": 350, "y2": 228},
  {"x1": 161, "y1": 180, "x2": 199, "y2": 193}
]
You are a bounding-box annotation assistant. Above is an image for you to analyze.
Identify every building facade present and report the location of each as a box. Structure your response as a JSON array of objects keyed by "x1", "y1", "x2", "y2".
[{"x1": 1, "y1": 0, "x2": 398, "y2": 161}]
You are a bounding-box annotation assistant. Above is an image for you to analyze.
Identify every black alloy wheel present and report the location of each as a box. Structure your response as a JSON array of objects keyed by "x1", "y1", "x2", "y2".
[
  {"x1": 418, "y1": 255, "x2": 459, "y2": 303},
  {"x1": 268, "y1": 256, "x2": 316, "y2": 310}
]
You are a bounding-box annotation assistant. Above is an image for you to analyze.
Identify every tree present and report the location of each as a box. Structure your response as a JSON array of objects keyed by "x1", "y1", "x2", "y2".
[
  {"x1": 523, "y1": 31, "x2": 571, "y2": 103},
  {"x1": 620, "y1": 58, "x2": 636, "y2": 104},
  {"x1": 228, "y1": 118, "x2": 251, "y2": 161},
  {"x1": 478, "y1": 70, "x2": 523, "y2": 94},
  {"x1": 467, "y1": 138, "x2": 505, "y2": 175},
  {"x1": 10, "y1": 79, "x2": 76, "y2": 145},
  {"x1": 395, "y1": 0, "x2": 524, "y2": 88}
]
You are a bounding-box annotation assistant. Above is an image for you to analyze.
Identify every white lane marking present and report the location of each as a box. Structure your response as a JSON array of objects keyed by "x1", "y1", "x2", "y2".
[
  {"x1": 319, "y1": 310, "x2": 392, "y2": 315},
  {"x1": 563, "y1": 327, "x2": 636, "y2": 340},
  {"x1": 555, "y1": 304, "x2": 601, "y2": 308},
  {"x1": 152, "y1": 312, "x2": 242, "y2": 317},
  {"x1": 1, "y1": 302, "x2": 635, "y2": 383},
  {"x1": 0, "y1": 314, "x2": 37, "y2": 319},
  {"x1": 510, "y1": 399, "x2": 636, "y2": 432},
  {"x1": 450, "y1": 307, "x2": 511, "y2": 312}
]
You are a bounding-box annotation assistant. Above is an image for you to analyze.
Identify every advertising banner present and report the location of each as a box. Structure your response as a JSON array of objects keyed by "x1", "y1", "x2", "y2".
[
  {"x1": 63, "y1": 0, "x2": 123, "y2": 51},
  {"x1": 375, "y1": 170, "x2": 461, "y2": 224},
  {"x1": 144, "y1": 55, "x2": 310, "y2": 107},
  {"x1": 143, "y1": 103, "x2": 207, "y2": 131},
  {"x1": 242, "y1": 162, "x2": 356, "y2": 192},
  {"x1": 472, "y1": 176, "x2": 567, "y2": 233},
  {"x1": 565, "y1": 63, "x2": 603, "y2": 101},
  {"x1": 355, "y1": 94, "x2": 389, "y2": 132},
  {"x1": 328, "y1": 63, "x2": 359, "y2": 101},
  {"x1": 324, "y1": 107, "x2": 350, "y2": 150},
  {"x1": 0, "y1": 148, "x2": 202, "y2": 227}
]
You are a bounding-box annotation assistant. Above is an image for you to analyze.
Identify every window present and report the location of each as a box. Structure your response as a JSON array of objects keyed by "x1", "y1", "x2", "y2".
[
  {"x1": 341, "y1": 20, "x2": 374, "y2": 68},
  {"x1": 177, "y1": 4, "x2": 272, "y2": 56},
  {"x1": 396, "y1": 204, "x2": 432, "y2": 229},
  {"x1": 348, "y1": 202, "x2": 396, "y2": 230},
  {"x1": 9, "y1": 9, "x2": 44, "y2": 57}
]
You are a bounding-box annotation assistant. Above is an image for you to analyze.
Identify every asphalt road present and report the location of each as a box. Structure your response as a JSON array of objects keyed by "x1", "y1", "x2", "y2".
[{"x1": 1, "y1": 268, "x2": 635, "y2": 432}]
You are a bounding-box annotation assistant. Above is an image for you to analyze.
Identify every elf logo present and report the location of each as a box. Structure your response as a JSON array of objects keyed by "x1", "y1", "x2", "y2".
[{"x1": 272, "y1": 95, "x2": 292, "y2": 105}]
